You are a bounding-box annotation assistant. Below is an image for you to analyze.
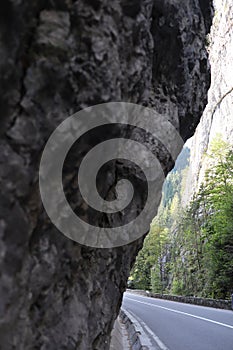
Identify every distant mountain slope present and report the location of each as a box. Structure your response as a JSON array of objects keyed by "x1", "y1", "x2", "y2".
[{"x1": 162, "y1": 146, "x2": 190, "y2": 209}]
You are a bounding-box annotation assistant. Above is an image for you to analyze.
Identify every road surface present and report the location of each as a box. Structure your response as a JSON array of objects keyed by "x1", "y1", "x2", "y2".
[{"x1": 122, "y1": 291, "x2": 233, "y2": 350}]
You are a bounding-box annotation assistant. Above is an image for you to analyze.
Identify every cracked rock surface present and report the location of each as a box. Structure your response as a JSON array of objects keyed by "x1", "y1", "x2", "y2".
[
  {"x1": 0, "y1": 1, "x2": 212, "y2": 349},
  {"x1": 183, "y1": 0, "x2": 233, "y2": 204}
]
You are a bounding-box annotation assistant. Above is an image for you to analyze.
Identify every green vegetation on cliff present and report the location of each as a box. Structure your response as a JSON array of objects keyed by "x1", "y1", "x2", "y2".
[{"x1": 130, "y1": 136, "x2": 233, "y2": 299}]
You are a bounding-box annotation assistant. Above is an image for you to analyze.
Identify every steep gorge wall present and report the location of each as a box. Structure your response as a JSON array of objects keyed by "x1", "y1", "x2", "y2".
[
  {"x1": 183, "y1": 0, "x2": 233, "y2": 203},
  {"x1": 0, "y1": 1, "x2": 212, "y2": 349}
]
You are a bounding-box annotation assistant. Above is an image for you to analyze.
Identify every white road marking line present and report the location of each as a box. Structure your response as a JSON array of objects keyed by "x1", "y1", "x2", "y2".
[
  {"x1": 125, "y1": 308, "x2": 169, "y2": 350},
  {"x1": 124, "y1": 297, "x2": 233, "y2": 330}
]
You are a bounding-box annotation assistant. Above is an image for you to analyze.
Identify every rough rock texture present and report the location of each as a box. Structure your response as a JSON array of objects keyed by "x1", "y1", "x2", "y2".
[
  {"x1": 0, "y1": 1, "x2": 212, "y2": 349},
  {"x1": 183, "y1": 0, "x2": 233, "y2": 204}
]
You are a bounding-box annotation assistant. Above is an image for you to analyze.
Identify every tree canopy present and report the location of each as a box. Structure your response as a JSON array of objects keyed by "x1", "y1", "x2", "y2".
[{"x1": 130, "y1": 136, "x2": 233, "y2": 299}]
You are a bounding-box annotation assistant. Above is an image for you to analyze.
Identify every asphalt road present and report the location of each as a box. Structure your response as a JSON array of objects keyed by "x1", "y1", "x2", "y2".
[{"x1": 122, "y1": 292, "x2": 233, "y2": 350}]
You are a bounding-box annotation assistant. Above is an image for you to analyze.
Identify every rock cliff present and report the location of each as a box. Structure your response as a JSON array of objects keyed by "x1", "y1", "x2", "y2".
[
  {"x1": 183, "y1": 0, "x2": 233, "y2": 203},
  {"x1": 0, "y1": 0, "x2": 212, "y2": 349}
]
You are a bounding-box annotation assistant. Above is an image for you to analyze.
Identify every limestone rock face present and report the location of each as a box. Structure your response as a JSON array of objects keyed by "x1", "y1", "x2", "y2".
[
  {"x1": 183, "y1": 0, "x2": 233, "y2": 204},
  {"x1": 0, "y1": 1, "x2": 212, "y2": 349}
]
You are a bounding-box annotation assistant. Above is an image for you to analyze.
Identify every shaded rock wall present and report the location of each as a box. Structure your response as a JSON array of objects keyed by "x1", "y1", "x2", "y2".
[
  {"x1": 0, "y1": 0, "x2": 212, "y2": 349},
  {"x1": 183, "y1": 0, "x2": 233, "y2": 204}
]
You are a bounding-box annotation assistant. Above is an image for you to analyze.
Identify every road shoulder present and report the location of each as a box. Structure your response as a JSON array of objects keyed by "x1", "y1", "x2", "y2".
[
  {"x1": 120, "y1": 308, "x2": 169, "y2": 350},
  {"x1": 110, "y1": 316, "x2": 130, "y2": 350}
]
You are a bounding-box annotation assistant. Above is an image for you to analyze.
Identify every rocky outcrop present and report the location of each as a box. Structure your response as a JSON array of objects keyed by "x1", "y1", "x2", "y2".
[
  {"x1": 0, "y1": 1, "x2": 212, "y2": 349},
  {"x1": 183, "y1": 0, "x2": 233, "y2": 203}
]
